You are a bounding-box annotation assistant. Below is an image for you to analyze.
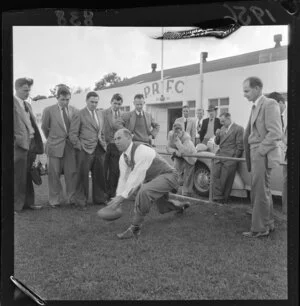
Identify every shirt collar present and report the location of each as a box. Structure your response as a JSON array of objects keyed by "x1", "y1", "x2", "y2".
[
  {"x1": 227, "y1": 122, "x2": 233, "y2": 132},
  {"x1": 136, "y1": 110, "x2": 143, "y2": 116},
  {"x1": 58, "y1": 103, "x2": 68, "y2": 111},
  {"x1": 15, "y1": 95, "x2": 24, "y2": 104},
  {"x1": 253, "y1": 95, "x2": 263, "y2": 107},
  {"x1": 124, "y1": 142, "x2": 133, "y2": 158}
]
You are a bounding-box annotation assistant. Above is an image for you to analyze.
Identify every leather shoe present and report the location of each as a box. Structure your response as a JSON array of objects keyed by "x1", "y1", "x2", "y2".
[
  {"x1": 117, "y1": 225, "x2": 141, "y2": 239},
  {"x1": 242, "y1": 230, "x2": 270, "y2": 238},
  {"x1": 175, "y1": 202, "x2": 190, "y2": 215}
]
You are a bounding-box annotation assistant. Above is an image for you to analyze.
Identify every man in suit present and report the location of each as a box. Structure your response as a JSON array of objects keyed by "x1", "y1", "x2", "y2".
[
  {"x1": 212, "y1": 112, "x2": 244, "y2": 203},
  {"x1": 267, "y1": 92, "x2": 287, "y2": 213},
  {"x1": 69, "y1": 91, "x2": 107, "y2": 209},
  {"x1": 41, "y1": 86, "x2": 78, "y2": 207},
  {"x1": 115, "y1": 93, "x2": 160, "y2": 145},
  {"x1": 102, "y1": 93, "x2": 124, "y2": 200},
  {"x1": 242, "y1": 77, "x2": 282, "y2": 238},
  {"x1": 104, "y1": 128, "x2": 190, "y2": 239},
  {"x1": 174, "y1": 105, "x2": 196, "y2": 144},
  {"x1": 166, "y1": 122, "x2": 197, "y2": 197},
  {"x1": 194, "y1": 108, "x2": 204, "y2": 146},
  {"x1": 14, "y1": 78, "x2": 44, "y2": 212},
  {"x1": 199, "y1": 105, "x2": 222, "y2": 144}
]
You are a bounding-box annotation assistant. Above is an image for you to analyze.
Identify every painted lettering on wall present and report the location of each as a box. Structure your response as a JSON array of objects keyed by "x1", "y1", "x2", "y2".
[{"x1": 144, "y1": 79, "x2": 184, "y2": 99}]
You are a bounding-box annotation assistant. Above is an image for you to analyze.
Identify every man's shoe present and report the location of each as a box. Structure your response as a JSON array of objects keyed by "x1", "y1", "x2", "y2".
[
  {"x1": 28, "y1": 205, "x2": 42, "y2": 210},
  {"x1": 246, "y1": 209, "x2": 252, "y2": 215},
  {"x1": 242, "y1": 230, "x2": 270, "y2": 238},
  {"x1": 117, "y1": 225, "x2": 141, "y2": 240},
  {"x1": 175, "y1": 202, "x2": 190, "y2": 215},
  {"x1": 49, "y1": 203, "x2": 60, "y2": 208}
]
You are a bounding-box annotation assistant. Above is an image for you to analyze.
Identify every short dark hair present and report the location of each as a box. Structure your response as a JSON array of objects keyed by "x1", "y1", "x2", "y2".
[
  {"x1": 220, "y1": 112, "x2": 231, "y2": 118},
  {"x1": 57, "y1": 86, "x2": 71, "y2": 97},
  {"x1": 111, "y1": 93, "x2": 123, "y2": 102},
  {"x1": 86, "y1": 91, "x2": 99, "y2": 100},
  {"x1": 267, "y1": 92, "x2": 285, "y2": 104},
  {"x1": 15, "y1": 78, "x2": 34, "y2": 89},
  {"x1": 134, "y1": 94, "x2": 144, "y2": 100},
  {"x1": 244, "y1": 77, "x2": 263, "y2": 89},
  {"x1": 182, "y1": 105, "x2": 189, "y2": 110}
]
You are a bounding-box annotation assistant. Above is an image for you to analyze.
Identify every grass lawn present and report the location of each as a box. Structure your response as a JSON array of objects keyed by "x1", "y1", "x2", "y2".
[{"x1": 14, "y1": 176, "x2": 287, "y2": 300}]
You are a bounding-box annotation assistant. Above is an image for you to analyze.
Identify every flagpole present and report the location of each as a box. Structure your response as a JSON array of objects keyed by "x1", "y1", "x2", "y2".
[{"x1": 160, "y1": 27, "x2": 165, "y2": 101}]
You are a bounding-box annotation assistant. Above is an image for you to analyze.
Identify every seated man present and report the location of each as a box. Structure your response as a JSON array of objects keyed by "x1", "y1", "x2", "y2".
[
  {"x1": 212, "y1": 112, "x2": 244, "y2": 203},
  {"x1": 166, "y1": 122, "x2": 197, "y2": 197},
  {"x1": 107, "y1": 128, "x2": 190, "y2": 239}
]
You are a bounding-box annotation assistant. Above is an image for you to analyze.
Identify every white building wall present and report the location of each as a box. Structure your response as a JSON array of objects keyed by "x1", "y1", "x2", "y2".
[{"x1": 31, "y1": 59, "x2": 287, "y2": 145}]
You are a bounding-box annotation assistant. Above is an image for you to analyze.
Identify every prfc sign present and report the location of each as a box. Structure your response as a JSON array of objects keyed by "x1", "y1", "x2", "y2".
[{"x1": 144, "y1": 79, "x2": 184, "y2": 101}]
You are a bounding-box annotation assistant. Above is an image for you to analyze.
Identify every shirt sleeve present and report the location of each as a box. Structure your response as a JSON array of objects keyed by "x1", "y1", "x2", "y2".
[{"x1": 117, "y1": 145, "x2": 156, "y2": 199}]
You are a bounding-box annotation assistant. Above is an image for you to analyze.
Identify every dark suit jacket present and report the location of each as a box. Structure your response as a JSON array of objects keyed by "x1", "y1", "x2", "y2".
[
  {"x1": 41, "y1": 104, "x2": 78, "y2": 158},
  {"x1": 102, "y1": 108, "x2": 123, "y2": 144},
  {"x1": 69, "y1": 107, "x2": 106, "y2": 154},
  {"x1": 199, "y1": 117, "x2": 222, "y2": 142},
  {"x1": 14, "y1": 97, "x2": 43, "y2": 154},
  {"x1": 214, "y1": 123, "x2": 244, "y2": 159},
  {"x1": 115, "y1": 110, "x2": 160, "y2": 139}
]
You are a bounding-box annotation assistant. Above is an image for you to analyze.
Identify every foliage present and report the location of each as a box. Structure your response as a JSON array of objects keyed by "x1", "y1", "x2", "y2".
[
  {"x1": 94, "y1": 72, "x2": 127, "y2": 91},
  {"x1": 32, "y1": 95, "x2": 48, "y2": 101}
]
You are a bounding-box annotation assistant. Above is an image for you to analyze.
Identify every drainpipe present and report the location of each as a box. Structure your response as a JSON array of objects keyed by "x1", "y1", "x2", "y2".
[
  {"x1": 160, "y1": 27, "x2": 165, "y2": 102},
  {"x1": 199, "y1": 52, "x2": 208, "y2": 109}
]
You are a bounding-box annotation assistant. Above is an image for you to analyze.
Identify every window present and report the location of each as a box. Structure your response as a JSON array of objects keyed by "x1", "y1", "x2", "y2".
[
  {"x1": 120, "y1": 106, "x2": 130, "y2": 112},
  {"x1": 208, "y1": 97, "x2": 230, "y2": 116}
]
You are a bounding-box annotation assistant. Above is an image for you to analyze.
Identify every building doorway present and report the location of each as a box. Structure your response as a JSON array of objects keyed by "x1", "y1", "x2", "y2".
[{"x1": 168, "y1": 108, "x2": 182, "y2": 132}]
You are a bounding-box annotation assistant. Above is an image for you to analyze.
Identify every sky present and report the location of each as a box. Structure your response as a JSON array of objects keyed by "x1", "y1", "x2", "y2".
[{"x1": 13, "y1": 25, "x2": 288, "y2": 97}]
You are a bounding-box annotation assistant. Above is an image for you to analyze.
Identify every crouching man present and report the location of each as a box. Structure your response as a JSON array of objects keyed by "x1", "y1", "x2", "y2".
[
  {"x1": 166, "y1": 122, "x2": 197, "y2": 197},
  {"x1": 107, "y1": 128, "x2": 190, "y2": 239}
]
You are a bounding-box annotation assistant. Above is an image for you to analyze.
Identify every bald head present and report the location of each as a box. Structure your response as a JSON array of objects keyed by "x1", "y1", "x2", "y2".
[{"x1": 114, "y1": 128, "x2": 133, "y2": 152}]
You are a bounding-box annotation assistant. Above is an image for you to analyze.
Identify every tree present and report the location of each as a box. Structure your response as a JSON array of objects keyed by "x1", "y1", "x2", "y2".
[
  {"x1": 94, "y1": 72, "x2": 126, "y2": 91},
  {"x1": 32, "y1": 95, "x2": 47, "y2": 101}
]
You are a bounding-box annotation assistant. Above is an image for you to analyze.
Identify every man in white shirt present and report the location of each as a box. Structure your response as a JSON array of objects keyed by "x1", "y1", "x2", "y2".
[
  {"x1": 106, "y1": 128, "x2": 190, "y2": 239},
  {"x1": 42, "y1": 86, "x2": 78, "y2": 207},
  {"x1": 195, "y1": 108, "x2": 204, "y2": 146},
  {"x1": 174, "y1": 105, "x2": 196, "y2": 144}
]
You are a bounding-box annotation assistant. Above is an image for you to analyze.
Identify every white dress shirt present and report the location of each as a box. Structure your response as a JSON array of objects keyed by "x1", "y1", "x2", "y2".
[
  {"x1": 116, "y1": 142, "x2": 155, "y2": 198},
  {"x1": 135, "y1": 110, "x2": 144, "y2": 116},
  {"x1": 87, "y1": 107, "x2": 99, "y2": 126},
  {"x1": 195, "y1": 118, "x2": 203, "y2": 138}
]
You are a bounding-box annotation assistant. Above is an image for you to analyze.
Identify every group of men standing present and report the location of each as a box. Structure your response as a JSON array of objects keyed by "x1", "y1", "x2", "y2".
[
  {"x1": 14, "y1": 79, "x2": 160, "y2": 213},
  {"x1": 13, "y1": 76, "x2": 287, "y2": 239}
]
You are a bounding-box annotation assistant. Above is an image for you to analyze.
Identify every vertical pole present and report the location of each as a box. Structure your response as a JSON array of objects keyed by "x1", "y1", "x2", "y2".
[
  {"x1": 209, "y1": 158, "x2": 214, "y2": 203},
  {"x1": 161, "y1": 27, "x2": 164, "y2": 99}
]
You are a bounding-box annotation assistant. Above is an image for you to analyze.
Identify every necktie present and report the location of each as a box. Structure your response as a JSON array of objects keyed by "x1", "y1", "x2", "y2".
[
  {"x1": 92, "y1": 110, "x2": 98, "y2": 127},
  {"x1": 115, "y1": 111, "x2": 118, "y2": 119},
  {"x1": 281, "y1": 115, "x2": 284, "y2": 130},
  {"x1": 124, "y1": 153, "x2": 131, "y2": 167},
  {"x1": 138, "y1": 112, "x2": 142, "y2": 117},
  {"x1": 62, "y1": 107, "x2": 70, "y2": 132},
  {"x1": 23, "y1": 101, "x2": 29, "y2": 113},
  {"x1": 184, "y1": 120, "x2": 187, "y2": 131}
]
